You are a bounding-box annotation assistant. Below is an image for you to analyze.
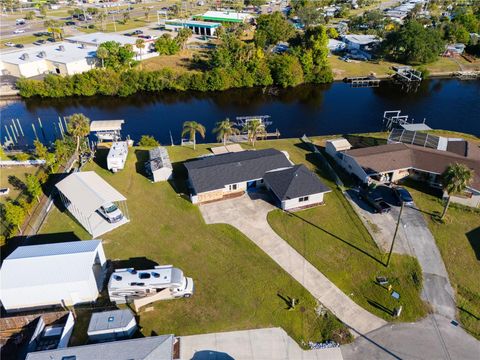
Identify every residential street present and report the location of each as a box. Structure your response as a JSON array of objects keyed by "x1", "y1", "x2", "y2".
[{"x1": 200, "y1": 193, "x2": 387, "y2": 336}]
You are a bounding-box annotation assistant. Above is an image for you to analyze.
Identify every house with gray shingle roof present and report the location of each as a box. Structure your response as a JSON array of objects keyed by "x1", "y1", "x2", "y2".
[
  {"x1": 264, "y1": 165, "x2": 331, "y2": 210},
  {"x1": 25, "y1": 334, "x2": 176, "y2": 360},
  {"x1": 184, "y1": 148, "x2": 330, "y2": 209}
]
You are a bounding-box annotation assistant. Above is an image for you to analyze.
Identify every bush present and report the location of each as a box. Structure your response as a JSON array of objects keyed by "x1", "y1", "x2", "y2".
[{"x1": 138, "y1": 135, "x2": 160, "y2": 147}]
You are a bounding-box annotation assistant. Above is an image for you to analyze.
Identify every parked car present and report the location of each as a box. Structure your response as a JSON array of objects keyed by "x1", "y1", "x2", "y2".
[
  {"x1": 4, "y1": 42, "x2": 15, "y2": 47},
  {"x1": 358, "y1": 187, "x2": 392, "y2": 214},
  {"x1": 16, "y1": 19, "x2": 26, "y2": 25},
  {"x1": 0, "y1": 188, "x2": 10, "y2": 196},
  {"x1": 65, "y1": 21, "x2": 76, "y2": 26},
  {"x1": 393, "y1": 186, "x2": 414, "y2": 207},
  {"x1": 131, "y1": 30, "x2": 143, "y2": 35},
  {"x1": 98, "y1": 202, "x2": 124, "y2": 223},
  {"x1": 33, "y1": 39, "x2": 46, "y2": 45},
  {"x1": 15, "y1": 44, "x2": 24, "y2": 48},
  {"x1": 13, "y1": 29, "x2": 25, "y2": 34}
]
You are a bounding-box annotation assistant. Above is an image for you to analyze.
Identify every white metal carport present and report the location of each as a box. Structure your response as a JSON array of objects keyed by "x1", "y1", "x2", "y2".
[{"x1": 55, "y1": 171, "x2": 130, "y2": 238}]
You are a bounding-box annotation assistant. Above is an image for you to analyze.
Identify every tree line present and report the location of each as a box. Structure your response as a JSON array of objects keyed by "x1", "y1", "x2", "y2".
[{"x1": 17, "y1": 15, "x2": 332, "y2": 98}]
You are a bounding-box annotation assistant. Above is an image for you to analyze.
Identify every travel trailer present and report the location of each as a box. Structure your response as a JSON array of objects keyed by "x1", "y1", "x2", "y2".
[
  {"x1": 107, "y1": 141, "x2": 128, "y2": 172},
  {"x1": 108, "y1": 265, "x2": 194, "y2": 308}
]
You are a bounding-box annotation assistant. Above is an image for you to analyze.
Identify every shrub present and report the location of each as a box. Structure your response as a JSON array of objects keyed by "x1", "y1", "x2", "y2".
[{"x1": 138, "y1": 135, "x2": 160, "y2": 147}]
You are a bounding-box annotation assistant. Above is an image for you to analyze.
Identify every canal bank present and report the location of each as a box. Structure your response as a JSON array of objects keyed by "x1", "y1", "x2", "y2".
[{"x1": 1, "y1": 78, "x2": 479, "y2": 148}]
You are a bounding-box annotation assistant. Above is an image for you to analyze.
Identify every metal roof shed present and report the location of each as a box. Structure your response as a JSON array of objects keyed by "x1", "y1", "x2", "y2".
[
  {"x1": 55, "y1": 171, "x2": 130, "y2": 238},
  {"x1": 146, "y1": 146, "x2": 173, "y2": 182},
  {"x1": 87, "y1": 309, "x2": 137, "y2": 342},
  {"x1": 0, "y1": 240, "x2": 106, "y2": 312}
]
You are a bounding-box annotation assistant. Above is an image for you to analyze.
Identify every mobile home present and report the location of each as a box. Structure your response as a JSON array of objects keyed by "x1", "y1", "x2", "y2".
[{"x1": 107, "y1": 141, "x2": 128, "y2": 172}]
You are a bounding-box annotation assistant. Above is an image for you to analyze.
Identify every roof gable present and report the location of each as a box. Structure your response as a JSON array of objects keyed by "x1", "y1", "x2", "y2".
[{"x1": 264, "y1": 165, "x2": 331, "y2": 200}]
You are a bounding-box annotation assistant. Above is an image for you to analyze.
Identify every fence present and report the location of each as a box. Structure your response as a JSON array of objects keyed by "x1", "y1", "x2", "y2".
[{"x1": 20, "y1": 154, "x2": 77, "y2": 236}]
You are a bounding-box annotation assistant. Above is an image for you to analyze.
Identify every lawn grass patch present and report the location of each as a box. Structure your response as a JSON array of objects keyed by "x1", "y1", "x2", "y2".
[{"x1": 39, "y1": 143, "x2": 350, "y2": 346}]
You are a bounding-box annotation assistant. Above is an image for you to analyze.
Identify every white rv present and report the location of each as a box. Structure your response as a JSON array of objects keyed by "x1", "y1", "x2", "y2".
[
  {"x1": 107, "y1": 265, "x2": 194, "y2": 306},
  {"x1": 107, "y1": 141, "x2": 128, "y2": 172}
]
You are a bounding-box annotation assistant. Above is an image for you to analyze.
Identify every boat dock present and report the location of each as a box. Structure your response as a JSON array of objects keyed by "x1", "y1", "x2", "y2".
[
  {"x1": 228, "y1": 129, "x2": 281, "y2": 143},
  {"x1": 344, "y1": 76, "x2": 380, "y2": 88}
]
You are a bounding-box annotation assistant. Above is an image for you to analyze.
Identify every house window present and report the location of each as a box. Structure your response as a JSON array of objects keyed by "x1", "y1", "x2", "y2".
[
  {"x1": 299, "y1": 196, "x2": 309, "y2": 202},
  {"x1": 228, "y1": 184, "x2": 238, "y2": 191}
]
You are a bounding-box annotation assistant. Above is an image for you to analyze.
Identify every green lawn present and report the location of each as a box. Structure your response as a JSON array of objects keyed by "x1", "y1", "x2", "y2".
[
  {"x1": 38, "y1": 141, "x2": 350, "y2": 346},
  {"x1": 258, "y1": 140, "x2": 427, "y2": 322},
  {"x1": 78, "y1": 19, "x2": 149, "y2": 34},
  {"x1": 0, "y1": 165, "x2": 40, "y2": 204},
  {"x1": 403, "y1": 180, "x2": 480, "y2": 339}
]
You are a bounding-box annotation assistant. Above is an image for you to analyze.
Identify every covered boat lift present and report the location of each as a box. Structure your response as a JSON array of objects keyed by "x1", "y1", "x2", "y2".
[{"x1": 90, "y1": 120, "x2": 125, "y2": 142}]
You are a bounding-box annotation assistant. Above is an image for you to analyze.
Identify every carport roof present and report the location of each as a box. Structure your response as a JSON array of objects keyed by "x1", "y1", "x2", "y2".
[
  {"x1": 184, "y1": 148, "x2": 291, "y2": 193},
  {"x1": 55, "y1": 171, "x2": 126, "y2": 214},
  {"x1": 264, "y1": 165, "x2": 331, "y2": 200}
]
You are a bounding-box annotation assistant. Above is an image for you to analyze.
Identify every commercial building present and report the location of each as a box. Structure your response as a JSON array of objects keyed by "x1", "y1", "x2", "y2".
[
  {"x1": 0, "y1": 42, "x2": 97, "y2": 78},
  {"x1": 0, "y1": 240, "x2": 106, "y2": 312},
  {"x1": 66, "y1": 32, "x2": 151, "y2": 54},
  {"x1": 193, "y1": 10, "x2": 252, "y2": 23},
  {"x1": 164, "y1": 19, "x2": 221, "y2": 37}
]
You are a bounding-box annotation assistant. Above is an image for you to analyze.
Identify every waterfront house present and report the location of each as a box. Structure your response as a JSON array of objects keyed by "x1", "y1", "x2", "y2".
[
  {"x1": 327, "y1": 131, "x2": 480, "y2": 208},
  {"x1": 0, "y1": 240, "x2": 106, "y2": 312},
  {"x1": 184, "y1": 148, "x2": 330, "y2": 209}
]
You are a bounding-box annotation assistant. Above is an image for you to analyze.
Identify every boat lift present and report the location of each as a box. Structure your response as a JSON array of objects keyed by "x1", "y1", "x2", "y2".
[
  {"x1": 383, "y1": 110, "x2": 431, "y2": 131},
  {"x1": 90, "y1": 120, "x2": 124, "y2": 142},
  {"x1": 234, "y1": 115, "x2": 272, "y2": 128}
]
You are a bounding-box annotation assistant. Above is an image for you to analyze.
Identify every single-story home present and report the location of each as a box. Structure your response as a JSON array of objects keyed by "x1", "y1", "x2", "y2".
[
  {"x1": 327, "y1": 131, "x2": 480, "y2": 207},
  {"x1": 25, "y1": 334, "x2": 177, "y2": 360},
  {"x1": 0, "y1": 240, "x2": 106, "y2": 312},
  {"x1": 327, "y1": 39, "x2": 347, "y2": 53},
  {"x1": 264, "y1": 164, "x2": 331, "y2": 210},
  {"x1": 184, "y1": 148, "x2": 330, "y2": 209}
]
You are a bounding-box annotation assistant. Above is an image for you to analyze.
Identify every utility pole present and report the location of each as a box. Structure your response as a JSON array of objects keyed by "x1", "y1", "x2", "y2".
[{"x1": 386, "y1": 202, "x2": 404, "y2": 267}]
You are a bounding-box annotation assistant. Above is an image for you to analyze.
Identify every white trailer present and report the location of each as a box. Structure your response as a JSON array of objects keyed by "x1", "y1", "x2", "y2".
[
  {"x1": 107, "y1": 265, "x2": 194, "y2": 311},
  {"x1": 107, "y1": 141, "x2": 128, "y2": 173}
]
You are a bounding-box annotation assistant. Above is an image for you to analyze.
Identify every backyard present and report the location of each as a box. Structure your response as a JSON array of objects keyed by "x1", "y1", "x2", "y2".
[{"x1": 38, "y1": 140, "x2": 350, "y2": 347}]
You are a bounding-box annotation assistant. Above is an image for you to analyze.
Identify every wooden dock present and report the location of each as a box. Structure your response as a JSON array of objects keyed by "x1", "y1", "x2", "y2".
[{"x1": 344, "y1": 76, "x2": 380, "y2": 88}]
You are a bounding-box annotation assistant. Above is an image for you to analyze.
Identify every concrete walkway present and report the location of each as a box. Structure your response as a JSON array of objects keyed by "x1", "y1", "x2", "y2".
[
  {"x1": 180, "y1": 327, "x2": 343, "y2": 360},
  {"x1": 200, "y1": 194, "x2": 387, "y2": 336}
]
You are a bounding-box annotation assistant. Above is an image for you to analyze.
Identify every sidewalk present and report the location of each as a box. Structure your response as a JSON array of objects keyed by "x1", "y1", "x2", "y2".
[{"x1": 200, "y1": 194, "x2": 387, "y2": 337}]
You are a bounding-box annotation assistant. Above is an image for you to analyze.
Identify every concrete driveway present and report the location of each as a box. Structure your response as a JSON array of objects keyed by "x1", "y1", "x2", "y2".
[
  {"x1": 341, "y1": 314, "x2": 480, "y2": 360},
  {"x1": 199, "y1": 193, "x2": 387, "y2": 336},
  {"x1": 180, "y1": 327, "x2": 343, "y2": 360}
]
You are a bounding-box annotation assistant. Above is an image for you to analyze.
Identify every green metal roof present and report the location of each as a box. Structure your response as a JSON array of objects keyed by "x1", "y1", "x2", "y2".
[{"x1": 193, "y1": 15, "x2": 244, "y2": 23}]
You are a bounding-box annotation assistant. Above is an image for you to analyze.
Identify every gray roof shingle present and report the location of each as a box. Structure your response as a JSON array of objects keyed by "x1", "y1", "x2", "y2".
[
  {"x1": 264, "y1": 165, "x2": 331, "y2": 200},
  {"x1": 25, "y1": 335, "x2": 174, "y2": 360},
  {"x1": 184, "y1": 149, "x2": 292, "y2": 193}
]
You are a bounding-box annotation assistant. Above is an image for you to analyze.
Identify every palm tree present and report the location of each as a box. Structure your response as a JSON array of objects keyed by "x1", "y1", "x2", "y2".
[
  {"x1": 96, "y1": 46, "x2": 109, "y2": 68},
  {"x1": 243, "y1": 119, "x2": 266, "y2": 148},
  {"x1": 135, "y1": 38, "x2": 145, "y2": 57},
  {"x1": 143, "y1": 6, "x2": 150, "y2": 21},
  {"x1": 67, "y1": 113, "x2": 91, "y2": 153},
  {"x1": 97, "y1": 11, "x2": 107, "y2": 31},
  {"x1": 213, "y1": 118, "x2": 240, "y2": 145},
  {"x1": 441, "y1": 163, "x2": 473, "y2": 219},
  {"x1": 182, "y1": 121, "x2": 206, "y2": 150}
]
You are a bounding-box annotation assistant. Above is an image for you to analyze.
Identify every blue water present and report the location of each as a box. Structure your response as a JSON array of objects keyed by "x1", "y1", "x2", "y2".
[{"x1": 1, "y1": 78, "x2": 479, "y2": 147}]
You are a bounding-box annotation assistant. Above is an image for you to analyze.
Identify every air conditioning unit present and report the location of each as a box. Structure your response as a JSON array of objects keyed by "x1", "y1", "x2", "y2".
[
  {"x1": 38, "y1": 51, "x2": 47, "y2": 58},
  {"x1": 20, "y1": 53, "x2": 29, "y2": 60},
  {"x1": 58, "y1": 45, "x2": 65, "y2": 51}
]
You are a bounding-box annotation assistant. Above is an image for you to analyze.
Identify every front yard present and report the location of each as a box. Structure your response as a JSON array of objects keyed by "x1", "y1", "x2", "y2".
[{"x1": 38, "y1": 140, "x2": 349, "y2": 346}]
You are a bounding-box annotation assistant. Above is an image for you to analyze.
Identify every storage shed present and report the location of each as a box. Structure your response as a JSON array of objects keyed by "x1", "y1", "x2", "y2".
[
  {"x1": 87, "y1": 309, "x2": 137, "y2": 342},
  {"x1": 55, "y1": 171, "x2": 130, "y2": 237},
  {"x1": 0, "y1": 241, "x2": 106, "y2": 312},
  {"x1": 146, "y1": 146, "x2": 173, "y2": 182}
]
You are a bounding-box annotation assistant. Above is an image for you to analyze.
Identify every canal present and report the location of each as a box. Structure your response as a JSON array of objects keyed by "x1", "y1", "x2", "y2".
[{"x1": 1, "y1": 78, "x2": 479, "y2": 147}]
